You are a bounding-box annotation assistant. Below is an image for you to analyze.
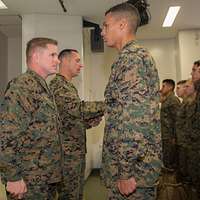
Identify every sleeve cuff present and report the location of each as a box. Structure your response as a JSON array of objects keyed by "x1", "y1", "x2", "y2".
[{"x1": 1, "y1": 173, "x2": 22, "y2": 184}]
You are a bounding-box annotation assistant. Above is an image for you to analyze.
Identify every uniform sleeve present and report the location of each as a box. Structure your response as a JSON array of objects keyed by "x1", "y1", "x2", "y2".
[
  {"x1": 0, "y1": 86, "x2": 32, "y2": 183},
  {"x1": 117, "y1": 54, "x2": 156, "y2": 179},
  {"x1": 168, "y1": 97, "x2": 181, "y2": 139},
  {"x1": 81, "y1": 101, "x2": 105, "y2": 128},
  {"x1": 53, "y1": 87, "x2": 82, "y2": 119},
  {"x1": 81, "y1": 101, "x2": 105, "y2": 120}
]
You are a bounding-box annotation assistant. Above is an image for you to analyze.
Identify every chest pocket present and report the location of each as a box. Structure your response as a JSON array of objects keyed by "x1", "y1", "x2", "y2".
[{"x1": 34, "y1": 95, "x2": 57, "y2": 123}]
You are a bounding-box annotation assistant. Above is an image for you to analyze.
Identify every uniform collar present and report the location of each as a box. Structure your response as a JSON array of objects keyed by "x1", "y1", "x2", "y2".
[
  {"x1": 27, "y1": 69, "x2": 51, "y2": 94},
  {"x1": 121, "y1": 40, "x2": 138, "y2": 52},
  {"x1": 56, "y1": 73, "x2": 66, "y2": 80},
  {"x1": 55, "y1": 73, "x2": 71, "y2": 83},
  {"x1": 162, "y1": 91, "x2": 175, "y2": 102}
]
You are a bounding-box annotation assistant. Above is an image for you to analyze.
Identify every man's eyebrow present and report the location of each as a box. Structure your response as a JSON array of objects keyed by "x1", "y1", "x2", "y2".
[{"x1": 51, "y1": 52, "x2": 57, "y2": 56}]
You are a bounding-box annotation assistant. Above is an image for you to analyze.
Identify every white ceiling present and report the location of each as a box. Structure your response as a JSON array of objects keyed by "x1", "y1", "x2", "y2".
[{"x1": 0, "y1": 0, "x2": 200, "y2": 39}]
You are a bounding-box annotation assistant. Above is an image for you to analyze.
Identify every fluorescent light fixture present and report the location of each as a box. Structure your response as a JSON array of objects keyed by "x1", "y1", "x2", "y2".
[
  {"x1": 162, "y1": 6, "x2": 180, "y2": 27},
  {"x1": 0, "y1": 0, "x2": 7, "y2": 9}
]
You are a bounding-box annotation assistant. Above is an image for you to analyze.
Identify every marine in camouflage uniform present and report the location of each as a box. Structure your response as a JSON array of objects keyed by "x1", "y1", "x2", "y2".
[
  {"x1": 176, "y1": 102, "x2": 189, "y2": 179},
  {"x1": 176, "y1": 79, "x2": 196, "y2": 179},
  {"x1": 100, "y1": 4, "x2": 162, "y2": 199},
  {"x1": 160, "y1": 80, "x2": 181, "y2": 169},
  {"x1": 50, "y1": 49, "x2": 105, "y2": 200},
  {"x1": 101, "y1": 40, "x2": 162, "y2": 200},
  {"x1": 186, "y1": 61, "x2": 200, "y2": 199},
  {"x1": 0, "y1": 70, "x2": 62, "y2": 200},
  {"x1": 0, "y1": 37, "x2": 62, "y2": 200},
  {"x1": 176, "y1": 98, "x2": 195, "y2": 183},
  {"x1": 186, "y1": 80, "x2": 200, "y2": 199},
  {"x1": 175, "y1": 79, "x2": 199, "y2": 199}
]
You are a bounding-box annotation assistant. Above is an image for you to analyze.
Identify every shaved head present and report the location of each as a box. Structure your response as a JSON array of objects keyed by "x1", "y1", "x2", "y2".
[{"x1": 105, "y1": 3, "x2": 141, "y2": 33}]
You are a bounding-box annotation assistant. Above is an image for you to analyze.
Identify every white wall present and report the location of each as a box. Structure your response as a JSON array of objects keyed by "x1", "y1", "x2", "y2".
[
  {"x1": 83, "y1": 29, "x2": 116, "y2": 100},
  {"x1": 0, "y1": 31, "x2": 8, "y2": 94},
  {"x1": 139, "y1": 38, "x2": 177, "y2": 82},
  {"x1": 7, "y1": 37, "x2": 22, "y2": 81},
  {"x1": 175, "y1": 36, "x2": 181, "y2": 81},
  {"x1": 83, "y1": 29, "x2": 117, "y2": 173},
  {"x1": 0, "y1": 30, "x2": 21, "y2": 94},
  {"x1": 178, "y1": 29, "x2": 200, "y2": 80}
]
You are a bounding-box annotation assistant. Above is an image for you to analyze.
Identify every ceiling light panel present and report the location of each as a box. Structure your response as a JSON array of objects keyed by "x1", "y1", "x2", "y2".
[
  {"x1": 163, "y1": 6, "x2": 180, "y2": 27},
  {"x1": 0, "y1": 0, "x2": 7, "y2": 9}
]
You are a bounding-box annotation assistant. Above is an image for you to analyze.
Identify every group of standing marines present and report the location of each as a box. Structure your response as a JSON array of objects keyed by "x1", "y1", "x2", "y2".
[{"x1": 160, "y1": 61, "x2": 200, "y2": 199}]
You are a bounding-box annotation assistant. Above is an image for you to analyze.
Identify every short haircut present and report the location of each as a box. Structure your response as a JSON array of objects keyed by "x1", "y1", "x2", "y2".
[
  {"x1": 26, "y1": 37, "x2": 58, "y2": 62},
  {"x1": 194, "y1": 60, "x2": 200, "y2": 67},
  {"x1": 177, "y1": 80, "x2": 187, "y2": 85},
  {"x1": 105, "y1": 3, "x2": 141, "y2": 33},
  {"x1": 58, "y1": 49, "x2": 78, "y2": 60},
  {"x1": 163, "y1": 79, "x2": 175, "y2": 90}
]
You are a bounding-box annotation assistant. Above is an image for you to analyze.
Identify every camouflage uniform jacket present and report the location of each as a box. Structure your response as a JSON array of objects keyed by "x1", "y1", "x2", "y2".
[
  {"x1": 176, "y1": 95, "x2": 197, "y2": 147},
  {"x1": 101, "y1": 40, "x2": 162, "y2": 187},
  {"x1": 176, "y1": 101, "x2": 190, "y2": 147},
  {"x1": 0, "y1": 70, "x2": 62, "y2": 185},
  {"x1": 161, "y1": 92, "x2": 181, "y2": 140},
  {"x1": 176, "y1": 93, "x2": 200, "y2": 190},
  {"x1": 188, "y1": 93, "x2": 200, "y2": 190},
  {"x1": 188, "y1": 93, "x2": 200, "y2": 149},
  {"x1": 50, "y1": 74, "x2": 105, "y2": 157}
]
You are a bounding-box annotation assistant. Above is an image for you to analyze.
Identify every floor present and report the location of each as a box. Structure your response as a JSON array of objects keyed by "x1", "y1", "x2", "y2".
[{"x1": 84, "y1": 169, "x2": 107, "y2": 200}]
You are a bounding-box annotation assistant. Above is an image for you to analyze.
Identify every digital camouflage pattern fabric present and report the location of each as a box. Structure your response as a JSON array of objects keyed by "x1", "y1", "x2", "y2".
[
  {"x1": 187, "y1": 92, "x2": 200, "y2": 197},
  {"x1": 176, "y1": 100, "x2": 192, "y2": 183},
  {"x1": 176, "y1": 88, "x2": 200, "y2": 199},
  {"x1": 160, "y1": 92, "x2": 181, "y2": 169},
  {"x1": 161, "y1": 92, "x2": 181, "y2": 140},
  {"x1": 101, "y1": 40, "x2": 162, "y2": 190},
  {"x1": 50, "y1": 74, "x2": 105, "y2": 157},
  {"x1": 50, "y1": 74, "x2": 105, "y2": 200},
  {"x1": 57, "y1": 158, "x2": 85, "y2": 200},
  {"x1": 0, "y1": 70, "x2": 62, "y2": 199}
]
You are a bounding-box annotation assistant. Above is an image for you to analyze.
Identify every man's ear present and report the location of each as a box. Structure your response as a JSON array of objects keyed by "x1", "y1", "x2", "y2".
[
  {"x1": 32, "y1": 50, "x2": 39, "y2": 64},
  {"x1": 119, "y1": 18, "x2": 127, "y2": 30},
  {"x1": 169, "y1": 85, "x2": 174, "y2": 92}
]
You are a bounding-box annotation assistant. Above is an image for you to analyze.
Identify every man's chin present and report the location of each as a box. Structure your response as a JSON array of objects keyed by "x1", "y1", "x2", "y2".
[
  {"x1": 105, "y1": 41, "x2": 113, "y2": 48},
  {"x1": 48, "y1": 70, "x2": 57, "y2": 76}
]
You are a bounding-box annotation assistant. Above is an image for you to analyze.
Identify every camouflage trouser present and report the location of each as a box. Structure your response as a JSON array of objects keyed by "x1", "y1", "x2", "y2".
[
  {"x1": 187, "y1": 148, "x2": 200, "y2": 193},
  {"x1": 177, "y1": 146, "x2": 191, "y2": 182},
  {"x1": 7, "y1": 183, "x2": 58, "y2": 200},
  {"x1": 58, "y1": 156, "x2": 85, "y2": 200},
  {"x1": 183, "y1": 184, "x2": 199, "y2": 200},
  {"x1": 162, "y1": 139, "x2": 178, "y2": 169},
  {"x1": 107, "y1": 186, "x2": 156, "y2": 200}
]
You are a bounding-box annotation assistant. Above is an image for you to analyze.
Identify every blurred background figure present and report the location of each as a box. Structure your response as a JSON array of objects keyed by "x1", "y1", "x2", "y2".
[
  {"x1": 176, "y1": 80, "x2": 187, "y2": 102},
  {"x1": 160, "y1": 79, "x2": 180, "y2": 169}
]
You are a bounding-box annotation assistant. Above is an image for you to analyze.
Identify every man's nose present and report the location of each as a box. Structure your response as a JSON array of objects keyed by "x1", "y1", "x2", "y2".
[{"x1": 101, "y1": 28, "x2": 105, "y2": 37}]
